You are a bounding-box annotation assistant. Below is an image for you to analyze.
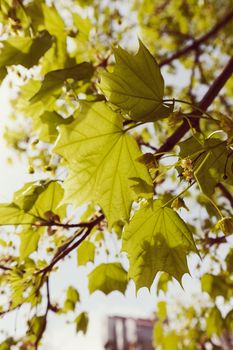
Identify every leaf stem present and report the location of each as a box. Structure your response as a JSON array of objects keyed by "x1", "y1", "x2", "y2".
[
  {"x1": 163, "y1": 98, "x2": 216, "y2": 121},
  {"x1": 162, "y1": 181, "x2": 195, "y2": 208},
  {"x1": 124, "y1": 121, "x2": 147, "y2": 132},
  {"x1": 204, "y1": 195, "x2": 223, "y2": 218}
]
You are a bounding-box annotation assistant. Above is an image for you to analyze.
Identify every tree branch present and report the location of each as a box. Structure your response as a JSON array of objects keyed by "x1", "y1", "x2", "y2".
[
  {"x1": 157, "y1": 55, "x2": 233, "y2": 157},
  {"x1": 216, "y1": 183, "x2": 233, "y2": 209},
  {"x1": 38, "y1": 214, "x2": 104, "y2": 276},
  {"x1": 160, "y1": 10, "x2": 233, "y2": 66},
  {"x1": 34, "y1": 278, "x2": 50, "y2": 350},
  {"x1": 0, "y1": 264, "x2": 12, "y2": 271}
]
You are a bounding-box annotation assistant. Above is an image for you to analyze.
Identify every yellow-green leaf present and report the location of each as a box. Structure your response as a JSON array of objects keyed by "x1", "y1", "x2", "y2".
[
  {"x1": 0, "y1": 31, "x2": 52, "y2": 69},
  {"x1": 75, "y1": 312, "x2": 88, "y2": 334},
  {"x1": 88, "y1": 263, "x2": 128, "y2": 295},
  {"x1": 99, "y1": 41, "x2": 173, "y2": 122},
  {"x1": 122, "y1": 200, "x2": 197, "y2": 291},
  {"x1": 54, "y1": 101, "x2": 153, "y2": 227},
  {"x1": 77, "y1": 241, "x2": 95, "y2": 266},
  {"x1": 19, "y1": 227, "x2": 43, "y2": 260},
  {"x1": 30, "y1": 63, "x2": 94, "y2": 109}
]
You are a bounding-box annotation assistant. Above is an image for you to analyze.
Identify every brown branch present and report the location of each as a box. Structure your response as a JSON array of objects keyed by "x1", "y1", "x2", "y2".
[
  {"x1": 0, "y1": 264, "x2": 12, "y2": 271},
  {"x1": 34, "y1": 215, "x2": 104, "y2": 229},
  {"x1": 157, "y1": 55, "x2": 233, "y2": 157},
  {"x1": 216, "y1": 183, "x2": 233, "y2": 209},
  {"x1": 34, "y1": 278, "x2": 50, "y2": 350},
  {"x1": 160, "y1": 10, "x2": 233, "y2": 67},
  {"x1": 38, "y1": 214, "x2": 104, "y2": 276}
]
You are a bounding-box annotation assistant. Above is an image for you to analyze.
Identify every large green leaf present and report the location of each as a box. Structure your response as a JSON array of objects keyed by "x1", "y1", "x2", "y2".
[
  {"x1": 54, "y1": 101, "x2": 153, "y2": 227},
  {"x1": 122, "y1": 200, "x2": 197, "y2": 291},
  {"x1": 99, "y1": 41, "x2": 173, "y2": 122},
  {"x1": 88, "y1": 263, "x2": 128, "y2": 295},
  {"x1": 0, "y1": 31, "x2": 52, "y2": 69}
]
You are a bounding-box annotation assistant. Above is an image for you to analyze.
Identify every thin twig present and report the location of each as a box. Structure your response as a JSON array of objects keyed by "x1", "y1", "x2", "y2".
[
  {"x1": 0, "y1": 264, "x2": 12, "y2": 271},
  {"x1": 160, "y1": 10, "x2": 233, "y2": 66},
  {"x1": 216, "y1": 183, "x2": 233, "y2": 209},
  {"x1": 38, "y1": 214, "x2": 104, "y2": 276},
  {"x1": 34, "y1": 278, "x2": 50, "y2": 349}
]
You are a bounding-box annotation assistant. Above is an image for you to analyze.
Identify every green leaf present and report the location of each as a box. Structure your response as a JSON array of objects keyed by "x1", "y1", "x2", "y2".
[
  {"x1": 39, "y1": 112, "x2": 74, "y2": 143},
  {"x1": 75, "y1": 312, "x2": 89, "y2": 334},
  {"x1": 29, "y1": 181, "x2": 66, "y2": 221},
  {"x1": 0, "y1": 31, "x2": 52, "y2": 69},
  {"x1": 28, "y1": 316, "x2": 46, "y2": 338},
  {"x1": 226, "y1": 249, "x2": 233, "y2": 273},
  {"x1": 179, "y1": 136, "x2": 233, "y2": 196},
  {"x1": 0, "y1": 203, "x2": 34, "y2": 225},
  {"x1": 19, "y1": 227, "x2": 43, "y2": 260},
  {"x1": 13, "y1": 181, "x2": 48, "y2": 212},
  {"x1": 42, "y1": 3, "x2": 65, "y2": 37},
  {"x1": 206, "y1": 307, "x2": 223, "y2": 336},
  {"x1": 54, "y1": 101, "x2": 153, "y2": 227},
  {"x1": 72, "y1": 13, "x2": 92, "y2": 39},
  {"x1": 0, "y1": 67, "x2": 7, "y2": 83},
  {"x1": 63, "y1": 286, "x2": 80, "y2": 311},
  {"x1": 88, "y1": 263, "x2": 128, "y2": 295},
  {"x1": 17, "y1": 79, "x2": 45, "y2": 118},
  {"x1": 224, "y1": 310, "x2": 233, "y2": 331},
  {"x1": 99, "y1": 40, "x2": 173, "y2": 122},
  {"x1": 122, "y1": 200, "x2": 197, "y2": 291},
  {"x1": 0, "y1": 338, "x2": 15, "y2": 350},
  {"x1": 0, "y1": 181, "x2": 65, "y2": 226},
  {"x1": 77, "y1": 241, "x2": 95, "y2": 266},
  {"x1": 157, "y1": 272, "x2": 172, "y2": 295},
  {"x1": 157, "y1": 301, "x2": 167, "y2": 321},
  {"x1": 201, "y1": 273, "x2": 231, "y2": 300},
  {"x1": 30, "y1": 63, "x2": 94, "y2": 109},
  {"x1": 66, "y1": 286, "x2": 80, "y2": 304}
]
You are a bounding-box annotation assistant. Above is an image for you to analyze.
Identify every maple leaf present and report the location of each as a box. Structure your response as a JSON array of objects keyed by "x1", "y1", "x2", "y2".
[
  {"x1": 99, "y1": 40, "x2": 173, "y2": 122},
  {"x1": 122, "y1": 200, "x2": 197, "y2": 291},
  {"x1": 54, "y1": 101, "x2": 153, "y2": 227}
]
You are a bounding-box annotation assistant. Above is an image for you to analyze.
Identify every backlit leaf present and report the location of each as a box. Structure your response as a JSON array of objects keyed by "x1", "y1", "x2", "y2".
[
  {"x1": 99, "y1": 40, "x2": 173, "y2": 122},
  {"x1": 179, "y1": 136, "x2": 233, "y2": 196},
  {"x1": 19, "y1": 227, "x2": 43, "y2": 260},
  {"x1": 75, "y1": 312, "x2": 88, "y2": 334},
  {"x1": 54, "y1": 101, "x2": 153, "y2": 227},
  {"x1": 77, "y1": 241, "x2": 95, "y2": 266},
  {"x1": 122, "y1": 200, "x2": 197, "y2": 291},
  {"x1": 88, "y1": 263, "x2": 128, "y2": 295},
  {"x1": 30, "y1": 63, "x2": 94, "y2": 109},
  {"x1": 206, "y1": 307, "x2": 223, "y2": 336},
  {"x1": 0, "y1": 31, "x2": 52, "y2": 69}
]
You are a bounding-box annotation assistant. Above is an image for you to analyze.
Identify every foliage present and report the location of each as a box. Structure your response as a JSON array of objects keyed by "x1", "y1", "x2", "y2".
[{"x1": 0, "y1": 0, "x2": 232, "y2": 349}]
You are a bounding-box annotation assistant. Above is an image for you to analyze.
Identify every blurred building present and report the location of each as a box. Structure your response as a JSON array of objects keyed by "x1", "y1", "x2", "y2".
[{"x1": 104, "y1": 316, "x2": 155, "y2": 350}]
